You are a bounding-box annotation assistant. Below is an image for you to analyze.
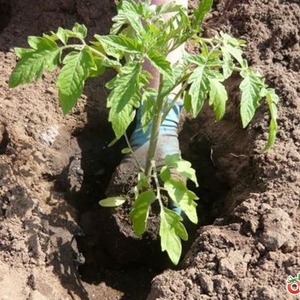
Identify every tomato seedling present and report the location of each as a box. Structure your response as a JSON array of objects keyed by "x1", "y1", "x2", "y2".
[{"x1": 9, "y1": 0, "x2": 278, "y2": 264}]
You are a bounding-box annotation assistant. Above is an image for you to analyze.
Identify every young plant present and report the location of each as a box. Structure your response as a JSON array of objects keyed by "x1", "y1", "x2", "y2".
[{"x1": 9, "y1": 0, "x2": 279, "y2": 264}]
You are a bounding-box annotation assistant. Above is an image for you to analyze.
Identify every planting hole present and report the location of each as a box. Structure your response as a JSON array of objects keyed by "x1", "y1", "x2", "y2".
[{"x1": 57, "y1": 116, "x2": 231, "y2": 299}]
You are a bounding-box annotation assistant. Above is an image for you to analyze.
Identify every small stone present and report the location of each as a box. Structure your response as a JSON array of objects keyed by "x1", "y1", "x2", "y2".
[
  {"x1": 281, "y1": 239, "x2": 296, "y2": 253},
  {"x1": 39, "y1": 125, "x2": 59, "y2": 146},
  {"x1": 292, "y1": 129, "x2": 300, "y2": 141},
  {"x1": 218, "y1": 250, "x2": 249, "y2": 278},
  {"x1": 197, "y1": 272, "x2": 214, "y2": 294},
  {"x1": 256, "y1": 242, "x2": 265, "y2": 252},
  {"x1": 259, "y1": 208, "x2": 293, "y2": 251}
]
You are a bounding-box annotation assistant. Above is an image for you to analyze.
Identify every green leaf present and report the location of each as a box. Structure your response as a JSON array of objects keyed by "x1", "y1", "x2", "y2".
[
  {"x1": 56, "y1": 27, "x2": 68, "y2": 45},
  {"x1": 155, "y1": 8, "x2": 190, "y2": 50},
  {"x1": 90, "y1": 40, "x2": 123, "y2": 61},
  {"x1": 187, "y1": 65, "x2": 210, "y2": 117},
  {"x1": 88, "y1": 57, "x2": 106, "y2": 77},
  {"x1": 164, "y1": 178, "x2": 199, "y2": 224},
  {"x1": 9, "y1": 46, "x2": 61, "y2": 88},
  {"x1": 95, "y1": 34, "x2": 142, "y2": 54},
  {"x1": 193, "y1": 0, "x2": 213, "y2": 27},
  {"x1": 160, "y1": 207, "x2": 188, "y2": 265},
  {"x1": 146, "y1": 49, "x2": 174, "y2": 83},
  {"x1": 208, "y1": 78, "x2": 228, "y2": 121},
  {"x1": 72, "y1": 23, "x2": 87, "y2": 39},
  {"x1": 156, "y1": 2, "x2": 183, "y2": 15},
  {"x1": 56, "y1": 48, "x2": 94, "y2": 114},
  {"x1": 14, "y1": 47, "x2": 35, "y2": 59},
  {"x1": 160, "y1": 66, "x2": 185, "y2": 99},
  {"x1": 136, "y1": 172, "x2": 149, "y2": 190},
  {"x1": 184, "y1": 52, "x2": 206, "y2": 66},
  {"x1": 221, "y1": 47, "x2": 234, "y2": 79},
  {"x1": 129, "y1": 190, "x2": 156, "y2": 236},
  {"x1": 221, "y1": 33, "x2": 246, "y2": 47},
  {"x1": 120, "y1": 0, "x2": 145, "y2": 36},
  {"x1": 240, "y1": 70, "x2": 264, "y2": 128},
  {"x1": 121, "y1": 147, "x2": 132, "y2": 154},
  {"x1": 224, "y1": 44, "x2": 244, "y2": 66},
  {"x1": 263, "y1": 88, "x2": 279, "y2": 151},
  {"x1": 160, "y1": 166, "x2": 171, "y2": 183},
  {"x1": 27, "y1": 36, "x2": 57, "y2": 50},
  {"x1": 164, "y1": 154, "x2": 198, "y2": 186},
  {"x1": 221, "y1": 33, "x2": 245, "y2": 67},
  {"x1": 99, "y1": 197, "x2": 126, "y2": 207},
  {"x1": 107, "y1": 62, "x2": 142, "y2": 139},
  {"x1": 183, "y1": 91, "x2": 192, "y2": 113},
  {"x1": 141, "y1": 89, "x2": 156, "y2": 133}
]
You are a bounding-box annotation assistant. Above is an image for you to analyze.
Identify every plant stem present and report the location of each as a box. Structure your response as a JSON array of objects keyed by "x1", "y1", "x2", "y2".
[
  {"x1": 151, "y1": 160, "x2": 162, "y2": 205},
  {"x1": 144, "y1": 74, "x2": 165, "y2": 178},
  {"x1": 162, "y1": 80, "x2": 188, "y2": 122}
]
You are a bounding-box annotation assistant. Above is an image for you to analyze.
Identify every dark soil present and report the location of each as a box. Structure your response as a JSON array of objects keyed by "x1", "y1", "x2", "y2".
[{"x1": 0, "y1": 0, "x2": 299, "y2": 299}]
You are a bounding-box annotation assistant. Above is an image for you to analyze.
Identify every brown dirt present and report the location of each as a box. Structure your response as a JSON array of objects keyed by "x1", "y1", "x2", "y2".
[{"x1": 0, "y1": 0, "x2": 299, "y2": 299}]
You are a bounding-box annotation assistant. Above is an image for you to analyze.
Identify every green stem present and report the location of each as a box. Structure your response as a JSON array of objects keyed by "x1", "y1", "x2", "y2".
[
  {"x1": 144, "y1": 74, "x2": 165, "y2": 178},
  {"x1": 162, "y1": 81, "x2": 188, "y2": 122},
  {"x1": 151, "y1": 160, "x2": 163, "y2": 205}
]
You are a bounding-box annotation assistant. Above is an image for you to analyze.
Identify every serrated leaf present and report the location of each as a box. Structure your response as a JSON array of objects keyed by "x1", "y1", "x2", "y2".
[
  {"x1": 95, "y1": 34, "x2": 142, "y2": 54},
  {"x1": 56, "y1": 27, "x2": 68, "y2": 45},
  {"x1": 141, "y1": 90, "x2": 156, "y2": 133},
  {"x1": 14, "y1": 47, "x2": 35, "y2": 58},
  {"x1": 147, "y1": 49, "x2": 174, "y2": 83},
  {"x1": 209, "y1": 78, "x2": 228, "y2": 121},
  {"x1": 88, "y1": 57, "x2": 106, "y2": 77},
  {"x1": 72, "y1": 23, "x2": 87, "y2": 39},
  {"x1": 156, "y1": 2, "x2": 183, "y2": 15},
  {"x1": 91, "y1": 40, "x2": 123, "y2": 61},
  {"x1": 164, "y1": 178, "x2": 198, "y2": 224},
  {"x1": 160, "y1": 207, "x2": 188, "y2": 265},
  {"x1": 164, "y1": 153, "x2": 181, "y2": 166},
  {"x1": 221, "y1": 47, "x2": 234, "y2": 79},
  {"x1": 129, "y1": 190, "x2": 156, "y2": 236},
  {"x1": 160, "y1": 166, "x2": 171, "y2": 183},
  {"x1": 240, "y1": 70, "x2": 264, "y2": 128},
  {"x1": 99, "y1": 197, "x2": 126, "y2": 207},
  {"x1": 120, "y1": 0, "x2": 145, "y2": 36},
  {"x1": 174, "y1": 160, "x2": 198, "y2": 186},
  {"x1": 160, "y1": 66, "x2": 185, "y2": 99},
  {"x1": 107, "y1": 62, "x2": 141, "y2": 139},
  {"x1": 263, "y1": 88, "x2": 279, "y2": 151},
  {"x1": 90, "y1": 41, "x2": 123, "y2": 66},
  {"x1": 56, "y1": 48, "x2": 94, "y2": 114},
  {"x1": 164, "y1": 154, "x2": 198, "y2": 186},
  {"x1": 222, "y1": 43, "x2": 244, "y2": 66},
  {"x1": 222, "y1": 33, "x2": 246, "y2": 47},
  {"x1": 187, "y1": 65, "x2": 210, "y2": 117},
  {"x1": 9, "y1": 46, "x2": 61, "y2": 88},
  {"x1": 184, "y1": 52, "x2": 206, "y2": 66},
  {"x1": 206, "y1": 69, "x2": 225, "y2": 81},
  {"x1": 27, "y1": 36, "x2": 57, "y2": 50},
  {"x1": 155, "y1": 8, "x2": 190, "y2": 50},
  {"x1": 193, "y1": 0, "x2": 213, "y2": 27},
  {"x1": 111, "y1": 13, "x2": 128, "y2": 35}
]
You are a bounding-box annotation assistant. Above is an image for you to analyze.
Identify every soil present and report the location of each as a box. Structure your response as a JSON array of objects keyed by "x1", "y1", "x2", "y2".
[{"x1": 0, "y1": 0, "x2": 299, "y2": 299}]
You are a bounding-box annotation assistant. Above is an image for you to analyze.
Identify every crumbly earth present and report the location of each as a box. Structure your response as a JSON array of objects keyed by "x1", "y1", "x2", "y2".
[{"x1": 0, "y1": 0, "x2": 299, "y2": 299}]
